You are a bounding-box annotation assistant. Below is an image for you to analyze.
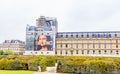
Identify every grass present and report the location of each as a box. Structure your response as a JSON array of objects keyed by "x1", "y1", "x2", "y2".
[{"x1": 0, "y1": 70, "x2": 35, "y2": 74}]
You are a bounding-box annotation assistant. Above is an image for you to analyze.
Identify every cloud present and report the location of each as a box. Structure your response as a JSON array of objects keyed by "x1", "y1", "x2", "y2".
[
  {"x1": 58, "y1": 0, "x2": 120, "y2": 32},
  {"x1": 0, "y1": 0, "x2": 120, "y2": 42}
]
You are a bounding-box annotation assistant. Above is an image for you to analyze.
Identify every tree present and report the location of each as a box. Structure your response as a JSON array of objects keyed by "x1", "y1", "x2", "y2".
[{"x1": 0, "y1": 50, "x2": 4, "y2": 55}]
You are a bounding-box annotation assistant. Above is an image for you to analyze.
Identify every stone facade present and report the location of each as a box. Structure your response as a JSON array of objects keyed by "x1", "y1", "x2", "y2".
[{"x1": 0, "y1": 40, "x2": 25, "y2": 55}]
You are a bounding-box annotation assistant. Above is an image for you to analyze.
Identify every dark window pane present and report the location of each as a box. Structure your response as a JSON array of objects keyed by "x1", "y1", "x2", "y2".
[
  {"x1": 71, "y1": 35, "x2": 73, "y2": 38},
  {"x1": 76, "y1": 35, "x2": 78, "y2": 38},
  {"x1": 87, "y1": 35, "x2": 89, "y2": 38},
  {"x1": 76, "y1": 50, "x2": 78, "y2": 54},
  {"x1": 115, "y1": 34, "x2": 117, "y2": 37},
  {"x1": 98, "y1": 34, "x2": 100, "y2": 38},
  {"x1": 109, "y1": 34, "x2": 111, "y2": 37},
  {"x1": 66, "y1": 35, "x2": 68, "y2": 38},
  {"x1": 66, "y1": 44, "x2": 68, "y2": 48},
  {"x1": 81, "y1": 35, "x2": 84, "y2": 38}
]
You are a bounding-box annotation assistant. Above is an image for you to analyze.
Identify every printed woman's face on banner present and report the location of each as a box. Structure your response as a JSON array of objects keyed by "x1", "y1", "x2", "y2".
[
  {"x1": 38, "y1": 35, "x2": 47, "y2": 46},
  {"x1": 37, "y1": 35, "x2": 53, "y2": 51}
]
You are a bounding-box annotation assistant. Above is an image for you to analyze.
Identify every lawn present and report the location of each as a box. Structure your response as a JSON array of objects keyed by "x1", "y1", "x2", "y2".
[{"x1": 0, "y1": 70, "x2": 35, "y2": 74}]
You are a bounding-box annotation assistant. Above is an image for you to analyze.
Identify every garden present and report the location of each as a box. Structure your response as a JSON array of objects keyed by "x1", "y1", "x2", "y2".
[{"x1": 0, "y1": 55, "x2": 120, "y2": 74}]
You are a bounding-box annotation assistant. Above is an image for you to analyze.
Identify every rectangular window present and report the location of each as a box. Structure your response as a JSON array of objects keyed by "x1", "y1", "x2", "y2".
[
  {"x1": 98, "y1": 40, "x2": 100, "y2": 48},
  {"x1": 71, "y1": 43, "x2": 73, "y2": 48},
  {"x1": 116, "y1": 45, "x2": 118, "y2": 48},
  {"x1": 82, "y1": 40, "x2": 84, "y2": 49},
  {"x1": 104, "y1": 40, "x2": 106, "y2": 48},
  {"x1": 87, "y1": 34, "x2": 89, "y2": 38},
  {"x1": 116, "y1": 50, "x2": 119, "y2": 54},
  {"x1": 109, "y1": 34, "x2": 111, "y2": 38},
  {"x1": 82, "y1": 43, "x2": 84, "y2": 49},
  {"x1": 93, "y1": 43, "x2": 95, "y2": 48},
  {"x1": 55, "y1": 51, "x2": 57, "y2": 54},
  {"x1": 93, "y1": 50, "x2": 95, "y2": 54},
  {"x1": 60, "y1": 41, "x2": 62, "y2": 48},
  {"x1": 60, "y1": 50, "x2": 62, "y2": 54},
  {"x1": 87, "y1": 50, "x2": 89, "y2": 54},
  {"x1": 115, "y1": 34, "x2": 117, "y2": 37},
  {"x1": 66, "y1": 35, "x2": 68, "y2": 38},
  {"x1": 81, "y1": 35, "x2": 84, "y2": 38},
  {"x1": 99, "y1": 50, "x2": 101, "y2": 54},
  {"x1": 87, "y1": 43, "x2": 89, "y2": 49},
  {"x1": 104, "y1": 43, "x2": 106, "y2": 48},
  {"x1": 66, "y1": 50, "x2": 67, "y2": 54},
  {"x1": 82, "y1": 50, "x2": 84, "y2": 54},
  {"x1": 110, "y1": 40, "x2": 112, "y2": 49},
  {"x1": 56, "y1": 43, "x2": 57, "y2": 48},
  {"x1": 93, "y1": 40, "x2": 95, "y2": 48},
  {"x1": 87, "y1": 40, "x2": 89, "y2": 48},
  {"x1": 71, "y1": 35, "x2": 73, "y2": 38},
  {"x1": 60, "y1": 43, "x2": 62, "y2": 48},
  {"x1": 71, "y1": 50, "x2": 73, "y2": 55},
  {"x1": 76, "y1": 43, "x2": 78, "y2": 48},
  {"x1": 98, "y1": 34, "x2": 100, "y2": 38},
  {"x1": 116, "y1": 40, "x2": 118, "y2": 48},
  {"x1": 98, "y1": 43, "x2": 100, "y2": 48},
  {"x1": 110, "y1": 50, "x2": 112, "y2": 54},
  {"x1": 66, "y1": 44, "x2": 68, "y2": 48},
  {"x1": 104, "y1": 50, "x2": 107, "y2": 54},
  {"x1": 76, "y1": 50, "x2": 78, "y2": 54}
]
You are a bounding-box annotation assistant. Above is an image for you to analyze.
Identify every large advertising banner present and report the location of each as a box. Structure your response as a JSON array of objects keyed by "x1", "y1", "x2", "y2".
[
  {"x1": 37, "y1": 17, "x2": 56, "y2": 31},
  {"x1": 35, "y1": 35, "x2": 53, "y2": 51}
]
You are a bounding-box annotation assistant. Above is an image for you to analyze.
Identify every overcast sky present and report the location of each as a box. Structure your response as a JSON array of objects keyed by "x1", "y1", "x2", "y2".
[{"x1": 0, "y1": 0, "x2": 120, "y2": 42}]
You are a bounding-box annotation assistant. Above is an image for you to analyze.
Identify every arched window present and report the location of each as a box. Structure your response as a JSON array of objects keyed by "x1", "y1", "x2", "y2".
[
  {"x1": 76, "y1": 35, "x2": 78, "y2": 38},
  {"x1": 81, "y1": 35, "x2": 84, "y2": 38},
  {"x1": 71, "y1": 35, "x2": 73, "y2": 38}
]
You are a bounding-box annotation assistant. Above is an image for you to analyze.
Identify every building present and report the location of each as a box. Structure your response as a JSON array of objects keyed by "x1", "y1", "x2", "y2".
[
  {"x1": 24, "y1": 16, "x2": 57, "y2": 55},
  {"x1": 0, "y1": 40, "x2": 25, "y2": 55},
  {"x1": 24, "y1": 16, "x2": 120, "y2": 57},
  {"x1": 56, "y1": 32, "x2": 120, "y2": 56}
]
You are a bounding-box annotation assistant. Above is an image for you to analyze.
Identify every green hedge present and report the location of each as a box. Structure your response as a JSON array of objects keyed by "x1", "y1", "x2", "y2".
[
  {"x1": 1, "y1": 55, "x2": 120, "y2": 74},
  {"x1": 0, "y1": 55, "x2": 56, "y2": 72},
  {"x1": 56, "y1": 56, "x2": 120, "y2": 74}
]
